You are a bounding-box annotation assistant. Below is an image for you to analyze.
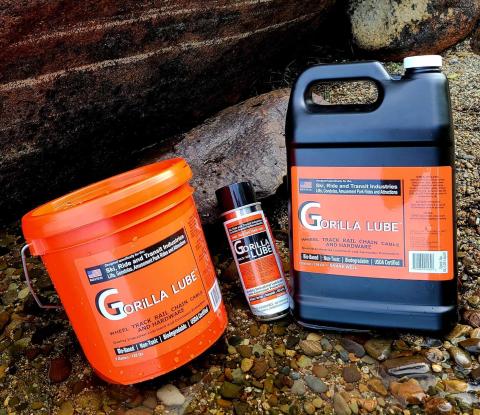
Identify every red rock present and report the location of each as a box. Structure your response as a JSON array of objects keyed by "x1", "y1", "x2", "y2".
[{"x1": 48, "y1": 356, "x2": 72, "y2": 383}]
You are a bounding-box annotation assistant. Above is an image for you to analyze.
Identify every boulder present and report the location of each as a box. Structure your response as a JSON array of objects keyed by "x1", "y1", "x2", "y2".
[
  {"x1": 349, "y1": 0, "x2": 480, "y2": 60},
  {"x1": 146, "y1": 89, "x2": 290, "y2": 223},
  {"x1": 0, "y1": 0, "x2": 335, "y2": 222}
]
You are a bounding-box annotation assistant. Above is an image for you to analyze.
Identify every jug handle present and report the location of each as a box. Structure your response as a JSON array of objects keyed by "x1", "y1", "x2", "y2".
[
  {"x1": 21, "y1": 244, "x2": 62, "y2": 310},
  {"x1": 291, "y1": 61, "x2": 391, "y2": 112}
]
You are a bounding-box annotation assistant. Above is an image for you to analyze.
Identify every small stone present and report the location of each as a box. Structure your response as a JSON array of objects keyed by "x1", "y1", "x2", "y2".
[
  {"x1": 471, "y1": 328, "x2": 480, "y2": 338},
  {"x1": 432, "y1": 364, "x2": 442, "y2": 372},
  {"x1": 58, "y1": 401, "x2": 74, "y2": 415},
  {"x1": 231, "y1": 368, "x2": 244, "y2": 384},
  {"x1": 291, "y1": 379, "x2": 306, "y2": 395},
  {"x1": 342, "y1": 365, "x2": 361, "y2": 383},
  {"x1": 297, "y1": 355, "x2": 312, "y2": 368},
  {"x1": 273, "y1": 325, "x2": 286, "y2": 335},
  {"x1": 229, "y1": 335, "x2": 243, "y2": 346},
  {"x1": 31, "y1": 401, "x2": 43, "y2": 410},
  {"x1": 304, "y1": 402, "x2": 316, "y2": 415},
  {"x1": 228, "y1": 345, "x2": 237, "y2": 354},
  {"x1": 312, "y1": 398, "x2": 324, "y2": 408},
  {"x1": 142, "y1": 395, "x2": 157, "y2": 409},
  {"x1": 75, "y1": 391, "x2": 102, "y2": 411},
  {"x1": 219, "y1": 381, "x2": 242, "y2": 399},
  {"x1": 252, "y1": 358, "x2": 269, "y2": 379},
  {"x1": 425, "y1": 348, "x2": 444, "y2": 363},
  {"x1": 249, "y1": 324, "x2": 260, "y2": 337},
  {"x1": 360, "y1": 399, "x2": 376, "y2": 412},
  {"x1": 241, "y1": 358, "x2": 253, "y2": 373},
  {"x1": 382, "y1": 355, "x2": 430, "y2": 377},
  {"x1": 448, "y1": 346, "x2": 472, "y2": 368},
  {"x1": 312, "y1": 364, "x2": 329, "y2": 378},
  {"x1": 463, "y1": 310, "x2": 480, "y2": 328},
  {"x1": 306, "y1": 332, "x2": 322, "y2": 341},
  {"x1": 471, "y1": 366, "x2": 480, "y2": 380},
  {"x1": 446, "y1": 324, "x2": 472, "y2": 340},
  {"x1": 0, "y1": 310, "x2": 10, "y2": 333},
  {"x1": 286, "y1": 335, "x2": 299, "y2": 349},
  {"x1": 367, "y1": 378, "x2": 388, "y2": 396},
  {"x1": 390, "y1": 379, "x2": 426, "y2": 405},
  {"x1": 333, "y1": 393, "x2": 352, "y2": 415},
  {"x1": 424, "y1": 397, "x2": 454, "y2": 415},
  {"x1": 17, "y1": 287, "x2": 30, "y2": 300},
  {"x1": 305, "y1": 374, "x2": 328, "y2": 393},
  {"x1": 252, "y1": 343, "x2": 264, "y2": 356},
  {"x1": 340, "y1": 338, "x2": 366, "y2": 357},
  {"x1": 459, "y1": 338, "x2": 480, "y2": 353},
  {"x1": 274, "y1": 342, "x2": 286, "y2": 356},
  {"x1": 364, "y1": 338, "x2": 392, "y2": 361},
  {"x1": 48, "y1": 357, "x2": 72, "y2": 383},
  {"x1": 156, "y1": 384, "x2": 186, "y2": 406},
  {"x1": 299, "y1": 340, "x2": 323, "y2": 356},
  {"x1": 233, "y1": 401, "x2": 249, "y2": 415},
  {"x1": 264, "y1": 377, "x2": 274, "y2": 393},
  {"x1": 237, "y1": 345, "x2": 252, "y2": 358},
  {"x1": 443, "y1": 379, "x2": 468, "y2": 393}
]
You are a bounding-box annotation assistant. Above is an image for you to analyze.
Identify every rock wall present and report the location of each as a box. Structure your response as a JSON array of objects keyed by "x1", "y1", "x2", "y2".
[{"x1": 0, "y1": 0, "x2": 335, "y2": 222}]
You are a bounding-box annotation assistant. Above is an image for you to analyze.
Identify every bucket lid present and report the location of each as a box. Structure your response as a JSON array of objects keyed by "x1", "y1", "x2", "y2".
[{"x1": 22, "y1": 158, "x2": 192, "y2": 242}]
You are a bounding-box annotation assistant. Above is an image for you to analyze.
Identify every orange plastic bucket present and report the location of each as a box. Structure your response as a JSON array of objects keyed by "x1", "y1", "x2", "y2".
[{"x1": 22, "y1": 158, "x2": 227, "y2": 384}]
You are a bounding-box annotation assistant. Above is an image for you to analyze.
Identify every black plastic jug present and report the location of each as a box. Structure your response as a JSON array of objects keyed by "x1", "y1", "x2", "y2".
[{"x1": 286, "y1": 56, "x2": 457, "y2": 334}]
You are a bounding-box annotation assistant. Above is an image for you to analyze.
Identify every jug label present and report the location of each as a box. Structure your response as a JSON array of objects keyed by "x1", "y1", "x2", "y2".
[
  {"x1": 292, "y1": 166, "x2": 454, "y2": 280},
  {"x1": 75, "y1": 210, "x2": 223, "y2": 366}
]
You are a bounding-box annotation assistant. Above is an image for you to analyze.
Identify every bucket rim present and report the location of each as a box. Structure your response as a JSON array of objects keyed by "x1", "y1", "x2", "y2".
[{"x1": 22, "y1": 158, "x2": 192, "y2": 241}]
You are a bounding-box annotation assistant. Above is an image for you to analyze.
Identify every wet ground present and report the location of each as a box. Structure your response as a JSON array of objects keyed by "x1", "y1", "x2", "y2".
[{"x1": 0, "y1": 40, "x2": 479, "y2": 414}]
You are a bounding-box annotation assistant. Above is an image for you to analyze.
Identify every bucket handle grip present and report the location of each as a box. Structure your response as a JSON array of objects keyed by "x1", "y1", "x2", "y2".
[{"x1": 21, "y1": 244, "x2": 62, "y2": 310}]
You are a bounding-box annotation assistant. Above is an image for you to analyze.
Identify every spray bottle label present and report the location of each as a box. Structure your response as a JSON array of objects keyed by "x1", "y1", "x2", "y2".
[
  {"x1": 292, "y1": 166, "x2": 454, "y2": 280},
  {"x1": 224, "y1": 211, "x2": 289, "y2": 316},
  {"x1": 75, "y1": 209, "x2": 224, "y2": 367}
]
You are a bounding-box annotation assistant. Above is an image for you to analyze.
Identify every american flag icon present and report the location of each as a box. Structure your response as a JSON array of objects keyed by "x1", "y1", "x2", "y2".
[{"x1": 87, "y1": 268, "x2": 102, "y2": 279}]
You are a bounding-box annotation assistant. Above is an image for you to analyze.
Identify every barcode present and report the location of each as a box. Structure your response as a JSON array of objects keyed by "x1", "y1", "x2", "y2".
[
  {"x1": 408, "y1": 251, "x2": 448, "y2": 273},
  {"x1": 208, "y1": 279, "x2": 223, "y2": 312}
]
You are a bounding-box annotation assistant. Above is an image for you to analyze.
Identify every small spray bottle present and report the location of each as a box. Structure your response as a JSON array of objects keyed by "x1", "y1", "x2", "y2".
[{"x1": 216, "y1": 182, "x2": 290, "y2": 321}]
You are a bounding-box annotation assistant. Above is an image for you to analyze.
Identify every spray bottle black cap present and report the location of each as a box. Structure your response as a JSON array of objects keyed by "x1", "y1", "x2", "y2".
[{"x1": 215, "y1": 181, "x2": 257, "y2": 213}]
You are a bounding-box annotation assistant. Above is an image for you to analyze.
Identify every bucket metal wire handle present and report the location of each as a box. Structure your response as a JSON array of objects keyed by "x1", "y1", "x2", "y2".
[{"x1": 21, "y1": 244, "x2": 62, "y2": 310}]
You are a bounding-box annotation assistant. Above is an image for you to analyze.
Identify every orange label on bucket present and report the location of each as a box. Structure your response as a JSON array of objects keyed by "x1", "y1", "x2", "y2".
[
  {"x1": 75, "y1": 210, "x2": 223, "y2": 367},
  {"x1": 292, "y1": 166, "x2": 454, "y2": 280}
]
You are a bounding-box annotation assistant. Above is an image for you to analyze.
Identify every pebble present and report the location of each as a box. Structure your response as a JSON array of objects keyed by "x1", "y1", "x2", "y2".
[
  {"x1": 249, "y1": 324, "x2": 260, "y2": 337},
  {"x1": 458, "y1": 338, "x2": 480, "y2": 353},
  {"x1": 425, "y1": 347, "x2": 445, "y2": 363},
  {"x1": 340, "y1": 338, "x2": 365, "y2": 357},
  {"x1": 449, "y1": 346, "x2": 472, "y2": 368},
  {"x1": 0, "y1": 310, "x2": 10, "y2": 333},
  {"x1": 364, "y1": 338, "x2": 392, "y2": 361},
  {"x1": 305, "y1": 374, "x2": 328, "y2": 393},
  {"x1": 297, "y1": 355, "x2": 312, "y2": 368},
  {"x1": 342, "y1": 365, "x2": 361, "y2": 383},
  {"x1": 446, "y1": 324, "x2": 472, "y2": 340},
  {"x1": 273, "y1": 325, "x2": 286, "y2": 335},
  {"x1": 443, "y1": 379, "x2": 468, "y2": 393},
  {"x1": 432, "y1": 363, "x2": 443, "y2": 372},
  {"x1": 312, "y1": 364, "x2": 329, "y2": 378},
  {"x1": 367, "y1": 378, "x2": 388, "y2": 396},
  {"x1": 48, "y1": 357, "x2": 72, "y2": 383},
  {"x1": 463, "y1": 310, "x2": 480, "y2": 328},
  {"x1": 252, "y1": 358, "x2": 269, "y2": 378},
  {"x1": 252, "y1": 343, "x2": 264, "y2": 356},
  {"x1": 58, "y1": 401, "x2": 74, "y2": 415},
  {"x1": 286, "y1": 335, "x2": 299, "y2": 349},
  {"x1": 390, "y1": 379, "x2": 426, "y2": 405},
  {"x1": 306, "y1": 332, "x2": 322, "y2": 341},
  {"x1": 333, "y1": 393, "x2": 352, "y2": 415},
  {"x1": 304, "y1": 402, "x2": 316, "y2": 414},
  {"x1": 237, "y1": 345, "x2": 252, "y2": 358},
  {"x1": 468, "y1": 326, "x2": 480, "y2": 338},
  {"x1": 291, "y1": 379, "x2": 306, "y2": 395},
  {"x1": 312, "y1": 398, "x2": 324, "y2": 408},
  {"x1": 360, "y1": 399, "x2": 376, "y2": 412},
  {"x1": 274, "y1": 342, "x2": 286, "y2": 356},
  {"x1": 424, "y1": 397, "x2": 454, "y2": 415},
  {"x1": 241, "y1": 357, "x2": 253, "y2": 372},
  {"x1": 382, "y1": 355, "x2": 430, "y2": 376},
  {"x1": 471, "y1": 366, "x2": 480, "y2": 380},
  {"x1": 219, "y1": 381, "x2": 242, "y2": 400},
  {"x1": 156, "y1": 384, "x2": 186, "y2": 406},
  {"x1": 299, "y1": 340, "x2": 323, "y2": 356}
]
